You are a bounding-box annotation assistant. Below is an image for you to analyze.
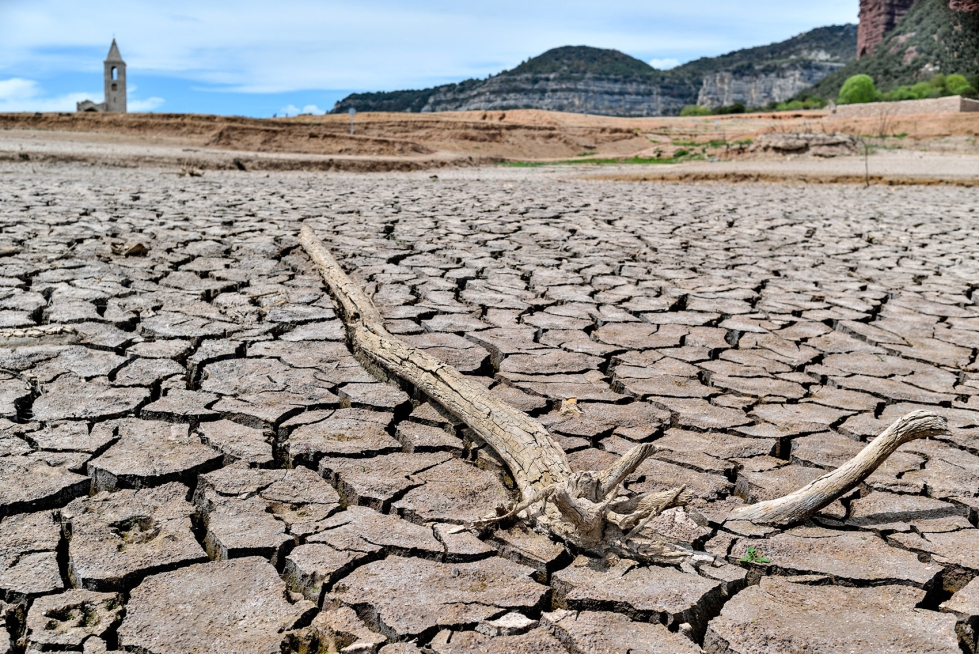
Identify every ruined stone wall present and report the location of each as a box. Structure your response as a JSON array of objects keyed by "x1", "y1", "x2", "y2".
[
  {"x1": 828, "y1": 94, "x2": 979, "y2": 118},
  {"x1": 857, "y1": 0, "x2": 918, "y2": 57}
]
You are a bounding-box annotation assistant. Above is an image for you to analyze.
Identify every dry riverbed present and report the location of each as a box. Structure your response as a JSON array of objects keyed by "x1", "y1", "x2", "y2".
[{"x1": 0, "y1": 161, "x2": 977, "y2": 653}]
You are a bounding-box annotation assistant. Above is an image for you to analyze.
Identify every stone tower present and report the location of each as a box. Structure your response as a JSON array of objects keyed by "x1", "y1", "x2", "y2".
[{"x1": 104, "y1": 39, "x2": 126, "y2": 113}]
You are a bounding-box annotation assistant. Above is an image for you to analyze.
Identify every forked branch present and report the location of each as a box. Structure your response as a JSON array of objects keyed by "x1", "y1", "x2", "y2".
[{"x1": 299, "y1": 225, "x2": 950, "y2": 562}]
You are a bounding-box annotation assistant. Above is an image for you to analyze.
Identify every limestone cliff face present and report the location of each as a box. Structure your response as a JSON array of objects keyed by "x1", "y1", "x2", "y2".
[
  {"x1": 334, "y1": 28, "x2": 857, "y2": 117},
  {"x1": 419, "y1": 75, "x2": 687, "y2": 117},
  {"x1": 697, "y1": 62, "x2": 847, "y2": 107},
  {"x1": 858, "y1": 0, "x2": 917, "y2": 57}
]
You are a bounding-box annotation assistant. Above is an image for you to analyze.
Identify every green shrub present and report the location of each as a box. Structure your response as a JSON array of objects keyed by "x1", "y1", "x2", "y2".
[
  {"x1": 884, "y1": 86, "x2": 918, "y2": 101},
  {"x1": 910, "y1": 81, "x2": 939, "y2": 98},
  {"x1": 680, "y1": 105, "x2": 712, "y2": 117},
  {"x1": 774, "y1": 98, "x2": 827, "y2": 111},
  {"x1": 881, "y1": 73, "x2": 978, "y2": 101},
  {"x1": 715, "y1": 102, "x2": 746, "y2": 115},
  {"x1": 947, "y1": 74, "x2": 976, "y2": 96},
  {"x1": 839, "y1": 74, "x2": 880, "y2": 104}
]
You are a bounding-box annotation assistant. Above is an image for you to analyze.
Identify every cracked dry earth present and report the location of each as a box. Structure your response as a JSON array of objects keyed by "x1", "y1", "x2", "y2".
[{"x1": 0, "y1": 163, "x2": 977, "y2": 654}]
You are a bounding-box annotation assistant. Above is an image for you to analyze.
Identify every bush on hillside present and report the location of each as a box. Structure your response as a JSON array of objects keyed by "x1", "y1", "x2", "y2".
[
  {"x1": 716, "y1": 102, "x2": 746, "y2": 115},
  {"x1": 839, "y1": 74, "x2": 881, "y2": 104},
  {"x1": 771, "y1": 98, "x2": 828, "y2": 111},
  {"x1": 946, "y1": 74, "x2": 978, "y2": 97},
  {"x1": 680, "y1": 105, "x2": 712, "y2": 116},
  {"x1": 882, "y1": 73, "x2": 978, "y2": 101}
]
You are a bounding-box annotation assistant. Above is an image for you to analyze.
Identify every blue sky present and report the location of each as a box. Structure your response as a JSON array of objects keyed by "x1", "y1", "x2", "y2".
[{"x1": 0, "y1": 0, "x2": 858, "y2": 117}]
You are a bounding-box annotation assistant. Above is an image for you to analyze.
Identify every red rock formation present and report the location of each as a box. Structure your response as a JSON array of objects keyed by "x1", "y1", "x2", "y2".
[
  {"x1": 949, "y1": 0, "x2": 979, "y2": 10},
  {"x1": 857, "y1": 0, "x2": 917, "y2": 58}
]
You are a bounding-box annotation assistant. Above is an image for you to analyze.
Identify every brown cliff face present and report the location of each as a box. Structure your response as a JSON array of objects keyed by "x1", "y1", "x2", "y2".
[
  {"x1": 857, "y1": 0, "x2": 917, "y2": 57},
  {"x1": 948, "y1": 0, "x2": 979, "y2": 10}
]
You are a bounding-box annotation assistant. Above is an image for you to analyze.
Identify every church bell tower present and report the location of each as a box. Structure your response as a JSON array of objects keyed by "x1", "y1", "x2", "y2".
[{"x1": 104, "y1": 39, "x2": 126, "y2": 113}]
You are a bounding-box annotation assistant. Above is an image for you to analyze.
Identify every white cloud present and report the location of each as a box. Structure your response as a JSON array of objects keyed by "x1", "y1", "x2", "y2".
[
  {"x1": 278, "y1": 103, "x2": 326, "y2": 117},
  {"x1": 0, "y1": 75, "x2": 162, "y2": 112},
  {"x1": 649, "y1": 58, "x2": 680, "y2": 70},
  {"x1": 0, "y1": 76, "x2": 96, "y2": 112},
  {"x1": 0, "y1": 0, "x2": 859, "y2": 93},
  {"x1": 129, "y1": 96, "x2": 165, "y2": 111}
]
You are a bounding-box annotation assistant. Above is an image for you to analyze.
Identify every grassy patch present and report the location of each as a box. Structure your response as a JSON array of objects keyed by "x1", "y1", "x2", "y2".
[{"x1": 499, "y1": 154, "x2": 696, "y2": 167}]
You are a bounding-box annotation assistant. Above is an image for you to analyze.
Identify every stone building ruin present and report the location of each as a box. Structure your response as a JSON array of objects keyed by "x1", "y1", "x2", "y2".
[{"x1": 76, "y1": 39, "x2": 126, "y2": 113}]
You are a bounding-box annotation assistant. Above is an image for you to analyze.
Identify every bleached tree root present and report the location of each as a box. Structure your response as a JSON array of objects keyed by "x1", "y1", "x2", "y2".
[
  {"x1": 299, "y1": 225, "x2": 951, "y2": 562},
  {"x1": 730, "y1": 410, "x2": 948, "y2": 525}
]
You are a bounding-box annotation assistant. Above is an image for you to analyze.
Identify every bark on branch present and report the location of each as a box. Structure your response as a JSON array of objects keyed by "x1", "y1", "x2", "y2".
[
  {"x1": 730, "y1": 410, "x2": 948, "y2": 525},
  {"x1": 299, "y1": 225, "x2": 952, "y2": 561}
]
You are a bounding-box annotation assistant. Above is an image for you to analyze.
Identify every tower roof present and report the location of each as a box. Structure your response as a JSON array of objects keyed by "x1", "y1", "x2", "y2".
[{"x1": 105, "y1": 39, "x2": 124, "y2": 64}]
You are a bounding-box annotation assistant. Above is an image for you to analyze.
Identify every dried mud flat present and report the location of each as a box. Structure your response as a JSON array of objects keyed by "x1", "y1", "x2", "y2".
[{"x1": 0, "y1": 161, "x2": 978, "y2": 653}]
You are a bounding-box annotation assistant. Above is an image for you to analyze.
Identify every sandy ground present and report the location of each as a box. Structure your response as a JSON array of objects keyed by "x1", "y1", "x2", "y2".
[
  {"x1": 2, "y1": 125, "x2": 977, "y2": 185},
  {"x1": 585, "y1": 149, "x2": 979, "y2": 185}
]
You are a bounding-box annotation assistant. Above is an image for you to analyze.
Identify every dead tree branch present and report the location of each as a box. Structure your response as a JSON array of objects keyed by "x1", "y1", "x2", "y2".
[
  {"x1": 730, "y1": 410, "x2": 948, "y2": 525},
  {"x1": 299, "y1": 225, "x2": 950, "y2": 562}
]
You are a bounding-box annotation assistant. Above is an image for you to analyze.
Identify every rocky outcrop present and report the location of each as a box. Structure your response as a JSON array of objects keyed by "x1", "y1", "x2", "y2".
[
  {"x1": 749, "y1": 133, "x2": 858, "y2": 157},
  {"x1": 697, "y1": 62, "x2": 847, "y2": 108},
  {"x1": 420, "y1": 75, "x2": 686, "y2": 117},
  {"x1": 812, "y1": 0, "x2": 979, "y2": 99},
  {"x1": 858, "y1": 0, "x2": 918, "y2": 57}
]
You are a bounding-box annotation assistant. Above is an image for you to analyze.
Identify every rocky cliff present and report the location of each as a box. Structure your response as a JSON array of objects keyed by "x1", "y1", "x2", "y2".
[
  {"x1": 333, "y1": 26, "x2": 856, "y2": 117},
  {"x1": 418, "y1": 74, "x2": 687, "y2": 117},
  {"x1": 807, "y1": 0, "x2": 979, "y2": 99},
  {"x1": 697, "y1": 62, "x2": 847, "y2": 107},
  {"x1": 858, "y1": 0, "x2": 917, "y2": 57}
]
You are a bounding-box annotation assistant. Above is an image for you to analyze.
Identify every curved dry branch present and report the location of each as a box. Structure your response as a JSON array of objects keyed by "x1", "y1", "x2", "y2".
[
  {"x1": 299, "y1": 225, "x2": 692, "y2": 561},
  {"x1": 300, "y1": 225, "x2": 571, "y2": 494},
  {"x1": 299, "y1": 224, "x2": 952, "y2": 561},
  {"x1": 731, "y1": 410, "x2": 949, "y2": 525}
]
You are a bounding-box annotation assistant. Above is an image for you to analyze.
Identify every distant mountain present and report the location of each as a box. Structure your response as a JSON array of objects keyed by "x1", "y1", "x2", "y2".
[
  {"x1": 804, "y1": 0, "x2": 979, "y2": 99},
  {"x1": 332, "y1": 26, "x2": 857, "y2": 117}
]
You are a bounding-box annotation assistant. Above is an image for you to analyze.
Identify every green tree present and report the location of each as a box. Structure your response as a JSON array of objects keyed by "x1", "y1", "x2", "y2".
[
  {"x1": 838, "y1": 74, "x2": 880, "y2": 104},
  {"x1": 680, "y1": 105, "x2": 712, "y2": 117},
  {"x1": 946, "y1": 74, "x2": 976, "y2": 96}
]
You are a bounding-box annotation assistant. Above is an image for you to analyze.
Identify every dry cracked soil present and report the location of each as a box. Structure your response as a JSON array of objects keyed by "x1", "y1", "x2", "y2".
[{"x1": 0, "y1": 161, "x2": 978, "y2": 653}]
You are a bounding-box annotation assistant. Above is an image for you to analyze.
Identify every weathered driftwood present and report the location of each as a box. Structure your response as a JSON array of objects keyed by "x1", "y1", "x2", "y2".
[
  {"x1": 299, "y1": 225, "x2": 949, "y2": 562},
  {"x1": 730, "y1": 410, "x2": 948, "y2": 524}
]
